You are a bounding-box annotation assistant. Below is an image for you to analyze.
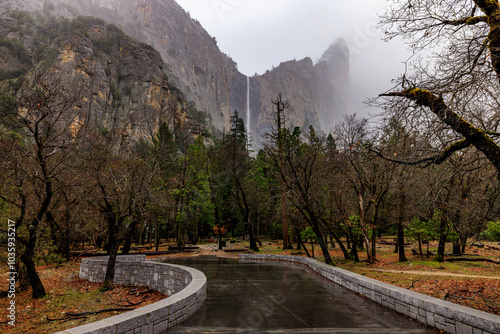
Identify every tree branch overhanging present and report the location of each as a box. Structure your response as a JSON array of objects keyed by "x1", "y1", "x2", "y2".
[
  {"x1": 442, "y1": 15, "x2": 487, "y2": 26},
  {"x1": 380, "y1": 88, "x2": 500, "y2": 174},
  {"x1": 370, "y1": 138, "x2": 472, "y2": 167}
]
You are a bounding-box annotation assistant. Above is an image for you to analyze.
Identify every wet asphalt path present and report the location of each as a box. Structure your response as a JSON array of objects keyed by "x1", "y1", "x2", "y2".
[{"x1": 161, "y1": 256, "x2": 438, "y2": 334}]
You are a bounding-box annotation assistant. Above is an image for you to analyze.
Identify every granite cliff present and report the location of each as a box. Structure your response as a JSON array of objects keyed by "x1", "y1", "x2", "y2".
[
  {"x1": 242, "y1": 39, "x2": 350, "y2": 147},
  {"x1": 0, "y1": 11, "x2": 206, "y2": 149},
  {"x1": 2, "y1": 0, "x2": 350, "y2": 148}
]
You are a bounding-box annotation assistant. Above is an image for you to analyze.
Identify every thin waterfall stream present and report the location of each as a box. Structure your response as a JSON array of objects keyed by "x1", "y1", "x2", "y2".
[{"x1": 246, "y1": 76, "x2": 251, "y2": 138}]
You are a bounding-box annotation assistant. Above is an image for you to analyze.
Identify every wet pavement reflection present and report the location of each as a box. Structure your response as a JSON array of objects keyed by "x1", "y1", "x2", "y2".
[{"x1": 162, "y1": 256, "x2": 438, "y2": 333}]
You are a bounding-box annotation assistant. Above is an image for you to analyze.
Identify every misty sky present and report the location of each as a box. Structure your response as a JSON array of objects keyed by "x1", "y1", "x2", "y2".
[{"x1": 176, "y1": 0, "x2": 411, "y2": 118}]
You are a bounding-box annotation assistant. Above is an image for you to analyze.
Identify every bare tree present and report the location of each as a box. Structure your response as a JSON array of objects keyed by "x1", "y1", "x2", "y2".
[
  {"x1": 269, "y1": 94, "x2": 293, "y2": 250},
  {"x1": 265, "y1": 124, "x2": 333, "y2": 265},
  {"x1": 81, "y1": 132, "x2": 153, "y2": 291},
  {"x1": 224, "y1": 111, "x2": 259, "y2": 251},
  {"x1": 334, "y1": 115, "x2": 397, "y2": 263},
  {"x1": 376, "y1": 1, "x2": 500, "y2": 178},
  {"x1": 0, "y1": 69, "x2": 83, "y2": 298}
]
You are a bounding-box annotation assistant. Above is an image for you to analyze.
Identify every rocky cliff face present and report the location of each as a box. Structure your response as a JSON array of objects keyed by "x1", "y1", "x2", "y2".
[
  {"x1": 241, "y1": 40, "x2": 350, "y2": 148},
  {"x1": 3, "y1": 0, "x2": 350, "y2": 148},
  {"x1": 316, "y1": 39, "x2": 350, "y2": 132},
  {"x1": 8, "y1": 0, "x2": 238, "y2": 133},
  {"x1": 0, "y1": 11, "x2": 205, "y2": 150},
  {"x1": 251, "y1": 58, "x2": 321, "y2": 146}
]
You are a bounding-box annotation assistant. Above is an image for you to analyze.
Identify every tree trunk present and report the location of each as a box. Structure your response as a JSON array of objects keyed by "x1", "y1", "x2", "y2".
[
  {"x1": 207, "y1": 156, "x2": 223, "y2": 250},
  {"x1": 218, "y1": 228, "x2": 223, "y2": 250},
  {"x1": 324, "y1": 221, "x2": 351, "y2": 260},
  {"x1": 452, "y1": 242, "x2": 462, "y2": 256},
  {"x1": 155, "y1": 218, "x2": 160, "y2": 251},
  {"x1": 397, "y1": 222, "x2": 407, "y2": 262},
  {"x1": 417, "y1": 236, "x2": 423, "y2": 258},
  {"x1": 296, "y1": 229, "x2": 302, "y2": 250},
  {"x1": 281, "y1": 190, "x2": 292, "y2": 250},
  {"x1": 310, "y1": 220, "x2": 332, "y2": 265},
  {"x1": 46, "y1": 213, "x2": 71, "y2": 261},
  {"x1": 101, "y1": 207, "x2": 121, "y2": 291},
  {"x1": 256, "y1": 217, "x2": 260, "y2": 244},
  {"x1": 241, "y1": 189, "x2": 258, "y2": 251},
  {"x1": 122, "y1": 219, "x2": 139, "y2": 255},
  {"x1": 300, "y1": 239, "x2": 311, "y2": 257},
  {"x1": 371, "y1": 228, "x2": 377, "y2": 261},
  {"x1": 21, "y1": 197, "x2": 50, "y2": 298},
  {"x1": 397, "y1": 185, "x2": 407, "y2": 262},
  {"x1": 248, "y1": 220, "x2": 259, "y2": 252},
  {"x1": 350, "y1": 240, "x2": 360, "y2": 262},
  {"x1": 100, "y1": 241, "x2": 119, "y2": 292},
  {"x1": 147, "y1": 222, "x2": 152, "y2": 245},
  {"x1": 434, "y1": 216, "x2": 447, "y2": 262},
  {"x1": 435, "y1": 233, "x2": 447, "y2": 262},
  {"x1": 347, "y1": 225, "x2": 360, "y2": 262},
  {"x1": 139, "y1": 221, "x2": 146, "y2": 245},
  {"x1": 295, "y1": 228, "x2": 311, "y2": 257},
  {"x1": 371, "y1": 200, "x2": 384, "y2": 262},
  {"x1": 20, "y1": 249, "x2": 46, "y2": 299},
  {"x1": 330, "y1": 235, "x2": 336, "y2": 248},
  {"x1": 61, "y1": 229, "x2": 71, "y2": 261},
  {"x1": 357, "y1": 193, "x2": 373, "y2": 263},
  {"x1": 333, "y1": 233, "x2": 351, "y2": 260},
  {"x1": 358, "y1": 236, "x2": 365, "y2": 250}
]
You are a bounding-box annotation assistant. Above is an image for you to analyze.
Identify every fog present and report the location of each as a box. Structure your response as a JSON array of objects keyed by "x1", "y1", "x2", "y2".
[{"x1": 176, "y1": 0, "x2": 411, "y2": 118}]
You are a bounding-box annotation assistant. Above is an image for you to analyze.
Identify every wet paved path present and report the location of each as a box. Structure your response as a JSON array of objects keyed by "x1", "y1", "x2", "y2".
[{"x1": 163, "y1": 256, "x2": 438, "y2": 333}]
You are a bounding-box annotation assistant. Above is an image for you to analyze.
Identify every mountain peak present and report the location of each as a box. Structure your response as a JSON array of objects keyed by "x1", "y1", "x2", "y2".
[{"x1": 319, "y1": 38, "x2": 349, "y2": 64}]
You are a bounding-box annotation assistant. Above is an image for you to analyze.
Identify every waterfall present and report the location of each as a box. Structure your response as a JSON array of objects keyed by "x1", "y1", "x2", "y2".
[{"x1": 246, "y1": 76, "x2": 251, "y2": 137}]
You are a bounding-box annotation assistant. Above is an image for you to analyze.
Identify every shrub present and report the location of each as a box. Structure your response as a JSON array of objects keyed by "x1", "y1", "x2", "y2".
[
  {"x1": 0, "y1": 38, "x2": 31, "y2": 65},
  {"x1": 123, "y1": 85, "x2": 132, "y2": 96},
  {"x1": 480, "y1": 221, "x2": 500, "y2": 242},
  {"x1": 110, "y1": 84, "x2": 122, "y2": 101},
  {"x1": 0, "y1": 68, "x2": 26, "y2": 81}
]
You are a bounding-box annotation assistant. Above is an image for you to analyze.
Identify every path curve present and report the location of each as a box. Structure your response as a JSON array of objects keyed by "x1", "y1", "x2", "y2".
[{"x1": 194, "y1": 244, "x2": 240, "y2": 259}]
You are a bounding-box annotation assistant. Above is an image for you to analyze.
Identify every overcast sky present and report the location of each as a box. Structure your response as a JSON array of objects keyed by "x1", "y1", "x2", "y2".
[{"x1": 176, "y1": 0, "x2": 411, "y2": 117}]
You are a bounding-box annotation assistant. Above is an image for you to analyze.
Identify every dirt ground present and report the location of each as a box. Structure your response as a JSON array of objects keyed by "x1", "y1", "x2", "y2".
[
  {"x1": 0, "y1": 260, "x2": 165, "y2": 334},
  {"x1": 190, "y1": 243, "x2": 240, "y2": 258}
]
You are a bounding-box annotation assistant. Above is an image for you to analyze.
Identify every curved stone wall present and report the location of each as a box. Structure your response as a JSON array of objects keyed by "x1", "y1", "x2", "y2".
[
  {"x1": 240, "y1": 254, "x2": 500, "y2": 334},
  {"x1": 55, "y1": 255, "x2": 206, "y2": 334}
]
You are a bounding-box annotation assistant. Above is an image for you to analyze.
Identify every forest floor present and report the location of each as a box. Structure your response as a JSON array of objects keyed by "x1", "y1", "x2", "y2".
[
  {"x1": 1, "y1": 239, "x2": 499, "y2": 333},
  {"x1": 0, "y1": 260, "x2": 167, "y2": 334}
]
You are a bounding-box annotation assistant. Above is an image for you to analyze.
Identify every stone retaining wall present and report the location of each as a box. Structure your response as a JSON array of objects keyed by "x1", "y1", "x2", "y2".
[
  {"x1": 56, "y1": 255, "x2": 207, "y2": 334},
  {"x1": 240, "y1": 254, "x2": 500, "y2": 334}
]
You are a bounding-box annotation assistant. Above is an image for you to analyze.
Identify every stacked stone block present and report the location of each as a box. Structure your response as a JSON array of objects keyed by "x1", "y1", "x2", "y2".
[{"x1": 57, "y1": 255, "x2": 206, "y2": 334}]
